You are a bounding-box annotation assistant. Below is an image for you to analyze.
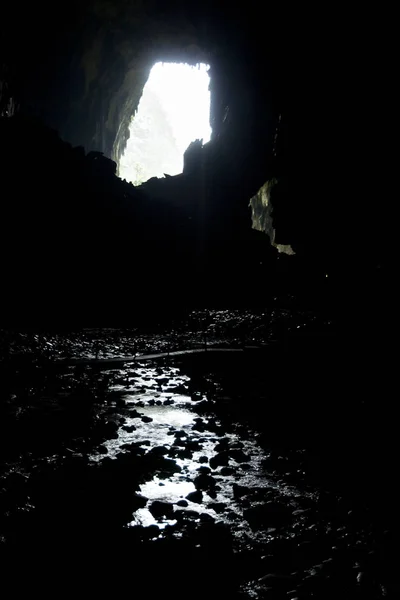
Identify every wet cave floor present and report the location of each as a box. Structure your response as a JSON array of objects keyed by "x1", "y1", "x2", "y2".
[{"x1": 0, "y1": 346, "x2": 397, "y2": 599}]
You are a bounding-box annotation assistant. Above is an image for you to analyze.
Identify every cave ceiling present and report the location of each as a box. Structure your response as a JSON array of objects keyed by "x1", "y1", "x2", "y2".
[
  {"x1": 2, "y1": 1, "x2": 283, "y2": 163},
  {"x1": 1, "y1": 1, "x2": 383, "y2": 276}
]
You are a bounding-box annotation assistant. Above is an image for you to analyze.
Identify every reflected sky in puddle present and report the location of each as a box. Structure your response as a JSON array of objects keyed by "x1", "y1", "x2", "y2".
[
  {"x1": 101, "y1": 402, "x2": 196, "y2": 458},
  {"x1": 132, "y1": 478, "x2": 196, "y2": 529},
  {"x1": 140, "y1": 477, "x2": 195, "y2": 501},
  {"x1": 136, "y1": 405, "x2": 194, "y2": 427}
]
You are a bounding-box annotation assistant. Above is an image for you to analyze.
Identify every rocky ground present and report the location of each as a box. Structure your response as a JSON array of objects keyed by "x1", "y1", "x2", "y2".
[
  {"x1": 0, "y1": 307, "x2": 329, "y2": 362},
  {"x1": 0, "y1": 318, "x2": 397, "y2": 599}
]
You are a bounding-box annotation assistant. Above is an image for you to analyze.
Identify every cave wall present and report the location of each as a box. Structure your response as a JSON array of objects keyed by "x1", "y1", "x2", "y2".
[
  {"x1": 1, "y1": 0, "x2": 286, "y2": 257},
  {"x1": 1, "y1": 1, "x2": 281, "y2": 177},
  {"x1": 0, "y1": 1, "x2": 388, "y2": 317}
]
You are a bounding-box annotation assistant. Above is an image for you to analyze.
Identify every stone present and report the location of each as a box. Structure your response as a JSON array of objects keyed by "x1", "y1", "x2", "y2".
[
  {"x1": 132, "y1": 493, "x2": 148, "y2": 510},
  {"x1": 174, "y1": 430, "x2": 186, "y2": 438},
  {"x1": 186, "y1": 440, "x2": 201, "y2": 451},
  {"x1": 232, "y1": 483, "x2": 250, "y2": 499},
  {"x1": 209, "y1": 451, "x2": 230, "y2": 469},
  {"x1": 130, "y1": 409, "x2": 142, "y2": 418},
  {"x1": 148, "y1": 445, "x2": 169, "y2": 456},
  {"x1": 176, "y1": 448, "x2": 193, "y2": 459},
  {"x1": 192, "y1": 422, "x2": 206, "y2": 432},
  {"x1": 229, "y1": 449, "x2": 251, "y2": 463},
  {"x1": 122, "y1": 424, "x2": 136, "y2": 432},
  {"x1": 169, "y1": 384, "x2": 188, "y2": 394},
  {"x1": 175, "y1": 509, "x2": 200, "y2": 521},
  {"x1": 194, "y1": 474, "x2": 216, "y2": 491},
  {"x1": 230, "y1": 441, "x2": 244, "y2": 449},
  {"x1": 176, "y1": 499, "x2": 189, "y2": 507},
  {"x1": 197, "y1": 466, "x2": 211, "y2": 474},
  {"x1": 199, "y1": 456, "x2": 209, "y2": 464},
  {"x1": 149, "y1": 500, "x2": 175, "y2": 519},
  {"x1": 141, "y1": 416, "x2": 153, "y2": 423},
  {"x1": 143, "y1": 524, "x2": 160, "y2": 538},
  {"x1": 220, "y1": 466, "x2": 235, "y2": 476},
  {"x1": 162, "y1": 458, "x2": 182, "y2": 475},
  {"x1": 120, "y1": 442, "x2": 145, "y2": 455},
  {"x1": 102, "y1": 421, "x2": 119, "y2": 437},
  {"x1": 200, "y1": 513, "x2": 215, "y2": 523},
  {"x1": 186, "y1": 490, "x2": 203, "y2": 504},
  {"x1": 173, "y1": 437, "x2": 187, "y2": 447},
  {"x1": 208, "y1": 502, "x2": 226, "y2": 513},
  {"x1": 214, "y1": 439, "x2": 230, "y2": 452}
]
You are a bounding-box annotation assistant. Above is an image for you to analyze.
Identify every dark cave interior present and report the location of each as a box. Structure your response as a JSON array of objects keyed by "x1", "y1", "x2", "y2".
[
  {"x1": 1, "y1": 1, "x2": 389, "y2": 320},
  {"x1": 0, "y1": 2, "x2": 396, "y2": 599}
]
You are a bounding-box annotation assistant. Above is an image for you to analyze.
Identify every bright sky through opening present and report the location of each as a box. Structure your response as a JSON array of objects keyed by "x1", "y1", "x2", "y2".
[{"x1": 119, "y1": 62, "x2": 212, "y2": 185}]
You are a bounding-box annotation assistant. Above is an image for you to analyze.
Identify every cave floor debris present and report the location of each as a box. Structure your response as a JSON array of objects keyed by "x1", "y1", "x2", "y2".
[{"x1": 0, "y1": 340, "x2": 396, "y2": 599}]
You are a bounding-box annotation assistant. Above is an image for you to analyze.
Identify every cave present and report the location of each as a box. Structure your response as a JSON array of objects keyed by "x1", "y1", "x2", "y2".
[
  {"x1": 119, "y1": 62, "x2": 212, "y2": 184},
  {"x1": 1, "y1": 1, "x2": 387, "y2": 320},
  {"x1": 0, "y1": 4, "x2": 395, "y2": 598}
]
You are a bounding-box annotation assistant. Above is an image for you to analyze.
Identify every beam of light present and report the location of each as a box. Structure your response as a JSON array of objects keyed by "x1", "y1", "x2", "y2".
[{"x1": 119, "y1": 62, "x2": 212, "y2": 185}]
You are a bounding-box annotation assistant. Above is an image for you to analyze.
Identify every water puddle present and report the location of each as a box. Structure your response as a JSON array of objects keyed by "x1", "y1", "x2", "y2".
[
  {"x1": 87, "y1": 362, "x2": 314, "y2": 547},
  {"x1": 1, "y1": 352, "x2": 389, "y2": 599}
]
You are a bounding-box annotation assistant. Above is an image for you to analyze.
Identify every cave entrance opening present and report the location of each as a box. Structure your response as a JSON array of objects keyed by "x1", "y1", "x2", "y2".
[{"x1": 118, "y1": 62, "x2": 212, "y2": 185}]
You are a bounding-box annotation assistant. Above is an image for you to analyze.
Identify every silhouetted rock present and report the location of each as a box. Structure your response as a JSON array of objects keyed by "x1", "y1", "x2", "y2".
[
  {"x1": 174, "y1": 509, "x2": 200, "y2": 521},
  {"x1": 194, "y1": 474, "x2": 216, "y2": 491},
  {"x1": 210, "y1": 451, "x2": 230, "y2": 469},
  {"x1": 229, "y1": 449, "x2": 250, "y2": 463},
  {"x1": 141, "y1": 416, "x2": 153, "y2": 423},
  {"x1": 132, "y1": 494, "x2": 148, "y2": 510},
  {"x1": 186, "y1": 491, "x2": 203, "y2": 504},
  {"x1": 122, "y1": 425, "x2": 136, "y2": 433},
  {"x1": 220, "y1": 467, "x2": 235, "y2": 476},
  {"x1": 208, "y1": 502, "x2": 227, "y2": 514},
  {"x1": 197, "y1": 466, "x2": 211, "y2": 474},
  {"x1": 183, "y1": 139, "x2": 203, "y2": 175},
  {"x1": 148, "y1": 445, "x2": 169, "y2": 456},
  {"x1": 149, "y1": 501, "x2": 174, "y2": 519},
  {"x1": 176, "y1": 500, "x2": 188, "y2": 507},
  {"x1": 200, "y1": 513, "x2": 215, "y2": 523}
]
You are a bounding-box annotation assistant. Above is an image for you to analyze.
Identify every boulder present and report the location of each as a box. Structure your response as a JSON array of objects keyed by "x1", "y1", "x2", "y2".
[
  {"x1": 149, "y1": 500, "x2": 175, "y2": 519},
  {"x1": 210, "y1": 451, "x2": 230, "y2": 469},
  {"x1": 186, "y1": 490, "x2": 203, "y2": 504}
]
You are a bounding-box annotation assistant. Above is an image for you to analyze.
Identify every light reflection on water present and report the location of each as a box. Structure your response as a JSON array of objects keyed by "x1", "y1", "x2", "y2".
[
  {"x1": 140, "y1": 477, "x2": 195, "y2": 501},
  {"x1": 99, "y1": 403, "x2": 195, "y2": 459},
  {"x1": 91, "y1": 364, "x2": 315, "y2": 540},
  {"x1": 132, "y1": 478, "x2": 196, "y2": 528}
]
